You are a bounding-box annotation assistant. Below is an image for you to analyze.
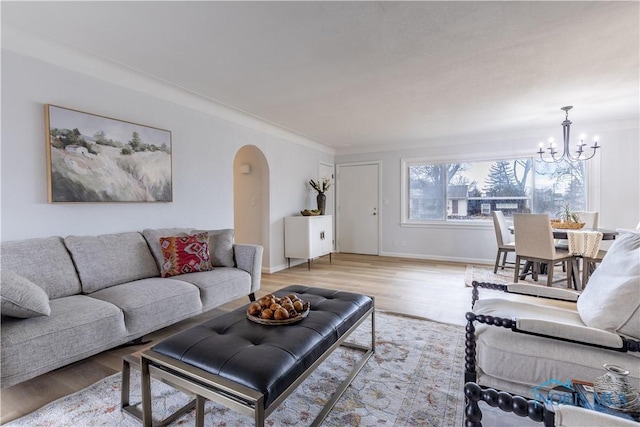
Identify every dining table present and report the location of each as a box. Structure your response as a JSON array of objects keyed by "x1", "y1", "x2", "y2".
[
  {"x1": 507, "y1": 226, "x2": 618, "y2": 241},
  {"x1": 549, "y1": 228, "x2": 618, "y2": 241},
  {"x1": 508, "y1": 226, "x2": 619, "y2": 288}
]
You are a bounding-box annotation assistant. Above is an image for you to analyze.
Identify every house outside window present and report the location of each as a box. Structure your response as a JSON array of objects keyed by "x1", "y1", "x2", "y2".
[{"x1": 404, "y1": 157, "x2": 587, "y2": 222}]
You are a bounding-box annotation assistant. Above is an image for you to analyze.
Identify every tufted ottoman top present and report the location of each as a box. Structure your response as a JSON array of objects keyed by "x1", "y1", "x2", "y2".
[{"x1": 151, "y1": 285, "x2": 373, "y2": 408}]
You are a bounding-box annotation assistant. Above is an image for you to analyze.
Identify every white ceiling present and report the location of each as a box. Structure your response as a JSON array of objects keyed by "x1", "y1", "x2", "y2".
[{"x1": 3, "y1": 1, "x2": 639, "y2": 153}]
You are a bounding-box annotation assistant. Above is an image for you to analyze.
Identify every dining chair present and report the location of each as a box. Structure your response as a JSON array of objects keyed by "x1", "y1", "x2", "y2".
[
  {"x1": 513, "y1": 213, "x2": 575, "y2": 287},
  {"x1": 491, "y1": 210, "x2": 516, "y2": 273},
  {"x1": 582, "y1": 248, "x2": 607, "y2": 288},
  {"x1": 575, "y1": 211, "x2": 599, "y2": 229},
  {"x1": 554, "y1": 211, "x2": 598, "y2": 249}
]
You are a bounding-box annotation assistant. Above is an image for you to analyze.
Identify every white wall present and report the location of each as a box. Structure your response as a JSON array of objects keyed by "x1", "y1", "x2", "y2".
[
  {"x1": 2, "y1": 49, "x2": 637, "y2": 270},
  {"x1": 336, "y1": 124, "x2": 640, "y2": 264},
  {"x1": 0, "y1": 50, "x2": 334, "y2": 272}
]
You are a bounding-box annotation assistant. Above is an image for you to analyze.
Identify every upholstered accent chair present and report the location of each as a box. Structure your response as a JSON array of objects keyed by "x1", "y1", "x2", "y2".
[
  {"x1": 513, "y1": 213, "x2": 575, "y2": 287},
  {"x1": 465, "y1": 232, "x2": 640, "y2": 401},
  {"x1": 491, "y1": 210, "x2": 516, "y2": 274}
]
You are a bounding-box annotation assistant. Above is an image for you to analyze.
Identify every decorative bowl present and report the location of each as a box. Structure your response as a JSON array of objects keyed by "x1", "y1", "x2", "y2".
[
  {"x1": 550, "y1": 220, "x2": 585, "y2": 230},
  {"x1": 246, "y1": 294, "x2": 311, "y2": 326},
  {"x1": 300, "y1": 209, "x2": 321, "y2": 216},
  {"x1": 247, "y1": 305, "x2": 310, "y2": 325}
]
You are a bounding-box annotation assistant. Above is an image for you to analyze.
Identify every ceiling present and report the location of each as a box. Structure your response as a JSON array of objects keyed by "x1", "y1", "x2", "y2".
[{"x1": 3, "y1": 1, "x2": 639, "y2": 153}]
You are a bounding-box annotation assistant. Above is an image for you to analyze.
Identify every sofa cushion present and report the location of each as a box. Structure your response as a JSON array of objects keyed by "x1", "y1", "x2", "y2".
[
  {"x1": 191, "y1": 229, "x2": 235, "y2": 267},
  {"x1": 65, "y1": 232, "x2": 160, "y2": 293},
  {"x1": 88, "y1": 277, "x2": 202, "y2": 336},
  {"x1": 577, "y1": 232, "x2": 640, "y2": 339},
  {"x1": 159, "y1": 233, "x2": 213, "y2": 278},
  {"x1": 176, "y1": 268, "x2": 252, "y2": 311},
  {"x1": 142, "y1": 228, "x2": 192, "y2": 270},
  {"x1": 1, "y1": 236, "x2": 81, "y2": 299},
  {"x1": 1, "y1": 270, "x2": 51, "y2": 318},
  {"x1": 1, "y1": 295, "x2": 126, "y2": 388}
]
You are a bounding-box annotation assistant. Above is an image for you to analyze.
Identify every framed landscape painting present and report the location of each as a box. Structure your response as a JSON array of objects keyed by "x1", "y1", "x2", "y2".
[{"x1": 45, "y1": 105, "x2": 172, "y2": 203}]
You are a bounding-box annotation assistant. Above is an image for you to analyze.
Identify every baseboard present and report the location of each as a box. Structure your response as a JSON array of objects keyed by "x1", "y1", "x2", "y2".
[
  {"x1": 263, "y1": 258, "x2": 308, "y2": 274},
  {"x1": 379, "y1": 251, "x2": 494, "y2": 265},
  {"x1": 264, "y1": 253, "x2": 493, "y2": 273}
]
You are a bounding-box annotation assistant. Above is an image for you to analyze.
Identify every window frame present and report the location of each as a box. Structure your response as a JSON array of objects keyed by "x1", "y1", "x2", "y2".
[{"x1": 400, "y1": 153, "x2": 596, "y2": 228}]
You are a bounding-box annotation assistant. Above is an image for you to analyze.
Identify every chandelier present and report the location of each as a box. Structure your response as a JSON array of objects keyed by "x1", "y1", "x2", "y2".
[{"x1": 537, "y1": 106, "x2": 600, "y2": 163}]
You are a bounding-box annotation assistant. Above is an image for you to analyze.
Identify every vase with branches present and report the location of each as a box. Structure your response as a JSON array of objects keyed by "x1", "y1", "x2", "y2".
[
  {"x1": 309, "y1": 178, "x2": 332, "y2": 215},
  {"x1": 309, "y1": 178, "x2": 332, "y2": 194}
]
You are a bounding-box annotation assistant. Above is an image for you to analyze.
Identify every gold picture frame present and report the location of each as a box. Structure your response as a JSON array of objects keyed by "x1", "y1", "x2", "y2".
[{"x1": 45, "y1": 105, "x2": 172, "y2": 203}]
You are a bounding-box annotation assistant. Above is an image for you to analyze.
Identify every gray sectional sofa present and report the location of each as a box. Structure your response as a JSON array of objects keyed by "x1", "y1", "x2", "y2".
[{"x1": 0, "y1": 227, "x2": 263, "y2": 388}]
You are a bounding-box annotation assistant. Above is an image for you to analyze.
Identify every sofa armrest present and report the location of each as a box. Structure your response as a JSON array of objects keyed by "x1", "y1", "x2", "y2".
[
  {"x1": 234, "y1": 244, "x2": 263, "y2": 294},
  {"x1": 516, "y1": 318, "x2": 623, "y2": 348}
]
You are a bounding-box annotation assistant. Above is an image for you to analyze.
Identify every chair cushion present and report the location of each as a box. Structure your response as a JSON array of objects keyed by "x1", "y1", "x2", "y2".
[
  {"x1": 159, "y1": 233, "x2": 213, "y2": 278},
  {"x1": 577, "y1": 232, "x2": 640, "y2": 339},
  {"x1": 191, "y1": 229, "x2": 235, "y2": 267},
  {"x1": 1, "y1": 270, "x2": 51, "y2": 318}
]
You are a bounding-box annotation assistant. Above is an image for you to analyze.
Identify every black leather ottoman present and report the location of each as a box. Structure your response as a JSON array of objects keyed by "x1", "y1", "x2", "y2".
[{"x1": 140, "y1": 285, "x2": 375, "y2": 427}]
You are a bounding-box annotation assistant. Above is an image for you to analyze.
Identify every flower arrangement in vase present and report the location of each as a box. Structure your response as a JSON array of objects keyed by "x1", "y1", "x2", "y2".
[{"x1": 309, "y1": 177, "x2": 332, "y2": 215}]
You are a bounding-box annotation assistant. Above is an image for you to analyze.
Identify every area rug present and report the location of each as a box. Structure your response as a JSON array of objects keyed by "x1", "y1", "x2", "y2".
[
  {"x1": 5, "y1": 312, "x2": 465, "y2": 427},
  {"x1": 464, "y1": 264, "x2": 514, "y2": 287}
]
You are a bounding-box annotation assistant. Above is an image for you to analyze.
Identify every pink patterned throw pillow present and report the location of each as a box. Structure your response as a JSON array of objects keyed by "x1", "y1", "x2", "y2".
[{"x1": 159, "y1": 232, "x2": 213, "y2": 278}]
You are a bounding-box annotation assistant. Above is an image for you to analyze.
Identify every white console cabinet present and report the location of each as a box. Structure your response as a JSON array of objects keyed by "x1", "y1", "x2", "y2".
[{"x1": 284, "y1": 215, "x2": 333, "y2": 269}]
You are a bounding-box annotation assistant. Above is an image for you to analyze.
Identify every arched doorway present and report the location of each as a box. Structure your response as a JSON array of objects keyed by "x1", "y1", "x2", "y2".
[{"x1": 233, "y1": 146, "x2": 270, "y2": 268}]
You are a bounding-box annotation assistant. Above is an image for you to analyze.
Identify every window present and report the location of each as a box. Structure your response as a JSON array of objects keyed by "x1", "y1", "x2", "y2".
[
  {"x1": 533, "y1": 160, "x2": 587, "y2": 214},
  {"x1": 404, "y1": 157, "x2": 587, "y2": 222}
]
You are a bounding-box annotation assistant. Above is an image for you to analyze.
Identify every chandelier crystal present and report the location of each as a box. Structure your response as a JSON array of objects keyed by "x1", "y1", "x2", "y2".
[{"x1": 537, "y1": 106, "x2": 600, "y2": 163}]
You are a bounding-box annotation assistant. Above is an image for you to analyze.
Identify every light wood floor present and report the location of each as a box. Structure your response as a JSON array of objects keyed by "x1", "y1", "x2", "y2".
[{"x1": 0, "y1": 253, "x2": 472, "y2": 424}]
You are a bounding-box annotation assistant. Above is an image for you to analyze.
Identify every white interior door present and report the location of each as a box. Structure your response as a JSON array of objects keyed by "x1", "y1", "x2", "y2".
[
  {"x1": 337, "y1": 163, "x2": 379, "y2": 255},
  {"x1": 318, "y1": 162, "x2": 335, "y2": 250}
]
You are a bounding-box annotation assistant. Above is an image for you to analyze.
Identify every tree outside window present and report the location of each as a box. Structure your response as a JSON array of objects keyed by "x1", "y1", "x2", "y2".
[{"x1": 405, "y1": 157, "x2": 586, "y2": 222}]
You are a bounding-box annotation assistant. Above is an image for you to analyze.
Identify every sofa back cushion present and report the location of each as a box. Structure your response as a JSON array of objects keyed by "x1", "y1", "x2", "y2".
[
  {"x1": 1, "y1": 236, "x2": 81, "y2": 299},
  {"x1": 142, "y1": 228, "x2": 192, "y2": 270},
  {"x1": 577, "y1": 232, "x2": 640, "y2": 339},
  {"x1": 65, "y1": 232, "x2": 159, "y2": 293},
  {"x1": 191, "y1": 229, "x2": 235, "y2": 267}
]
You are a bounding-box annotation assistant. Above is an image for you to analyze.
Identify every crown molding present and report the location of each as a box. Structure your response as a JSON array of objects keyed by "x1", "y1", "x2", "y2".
[{"x1": 2, "y1": 24, "x2": 335, "y2": 155}]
